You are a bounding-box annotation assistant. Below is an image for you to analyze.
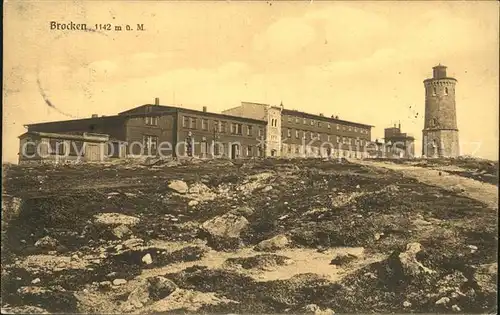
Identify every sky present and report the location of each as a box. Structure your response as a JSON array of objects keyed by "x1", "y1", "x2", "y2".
[{"x1": 3, "y1": 1, "x2": 499, "y2": 162}]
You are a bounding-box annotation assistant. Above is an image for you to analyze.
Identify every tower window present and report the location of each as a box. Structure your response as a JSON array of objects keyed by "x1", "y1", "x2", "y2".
[
  {"x1": 445, "y1": 87, "x2": 448, "y2": 95},
  {"x1": 432, "y1": 87, "x2": 437, "y2": 96}
]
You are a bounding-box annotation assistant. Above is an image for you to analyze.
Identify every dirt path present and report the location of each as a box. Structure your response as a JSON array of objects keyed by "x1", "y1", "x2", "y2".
[{"x1": 354, "y1": 159, "x2": 498, "y2": 210}]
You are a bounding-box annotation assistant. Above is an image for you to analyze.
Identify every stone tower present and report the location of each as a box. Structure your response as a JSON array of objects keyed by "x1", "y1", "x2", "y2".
[{"x1": 422, "y1": 64, "x2": 460, "y2": 157}]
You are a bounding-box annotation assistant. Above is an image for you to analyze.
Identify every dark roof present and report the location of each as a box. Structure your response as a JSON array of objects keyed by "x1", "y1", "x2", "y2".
[
  {"x1": 281, "y1": 109, "x2": 373, "y2": 128},
  {"x1": 19, "y1": 131, "x2": 110, "y2": 141},
  {"x1": 24, "y1": 114, "x2": 127, "y2": 128},
  {"x1": 122, "y1": 104, "x2": 268, "y2": 124}
]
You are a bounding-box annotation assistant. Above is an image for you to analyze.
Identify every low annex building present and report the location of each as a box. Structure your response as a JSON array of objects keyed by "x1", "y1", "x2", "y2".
[{"x1": 19, "y1": 98, "x2": 375, "y2": 162}]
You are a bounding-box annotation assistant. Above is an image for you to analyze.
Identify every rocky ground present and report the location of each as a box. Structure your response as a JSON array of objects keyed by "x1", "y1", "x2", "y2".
[{"x1": 1, "y1": 157, "x2": 498, "y2": 314}]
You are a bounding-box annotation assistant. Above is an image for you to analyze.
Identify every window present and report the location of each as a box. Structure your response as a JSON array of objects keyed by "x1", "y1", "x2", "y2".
[
  {"x1": 247, "y1": 125, "x2": 253, "y2": 136},
  {"x1": 24, "y1": 138, "x2": 36, "y2": 156},
  {"x1": 342, "y1": 137, "x2": 347, "y2": 144},
  {"x1": 336, "y1": 136, "x2": 340, "y2": 143},
  {"x1": 214, "y1": 121, "x2": 219, "y2": 132},
  {"x1": 445, "y1": 87, "x2": 448, "y2": 95},
  {"x1": 317, "y1": 133, "x2": 321, "y2": 140},
  {"x1": 295, "y1": 117, "x2": 299, "y2": 123},
  {"x1": 295, "y1": 130, "x2": 299, "y2": 138},
  {"x1": 354, "y1": 127, "x2": 358, "y2": 132},
  {"x1": 303, "y1": 118, "x2": 307, "y2": 124},
  {"x1": 288, "y1": 145, "x2": 291, "y2": 153},
  {"x1": 349, "y1": 126, "x2": 352, "y2": 131},
  {"x1": 327, "y1": 135, "x2": 331, "y2": 142},
  {"x1": 221, "y1": 121, "x2": 226, "y2": 133},
  {"x1": 336, "y1": 124, "x2": 340, "y2": 130},
  {"x1": 287, "y1": 129, "x2": 291, "y2": 137},
  {"x1": 433, "y1": 87, "x2": 437, "y2": 96},
  {"x1": 328, "y1": 123, "x2": 331, "y2": 129},
  {"x1": 310, "y1": 120, "x2": 314, "y2": 125},
  {"x1": 183, "y1": 116, "x2": 189, "y2": 128},
  {"x1": 302, "y1": 131, "x2": 306, "y2": 140},
  {"x1": 143, "y1": 135, "x2": 158, "y2": 153},
  {"x1": 343, "y1": 126, "x2": 347, "y2": 131},
  {"x1": 288, "y1": 116, "x2": 292, "y2": 122},
  {"x1": 190, "y1": 118, "x2": 197, "y2": 129},
  {"x1": 202, "y1": 119, "x2": 208, "y2": 130},
  {"x1": 258, "y1": 128, "x2": 263, "y2": 137},
  {"x1": 310, "y1": 132, "x2": 313, "y2": 140},
  {"x1": 317, "y1": 122, "x2": 321, "y2": 127},
  {"x1": 49, "y1": 139, "x2": 65, "y2": 155},
  {"x1": 295, "y1": 146, "x2": 300, "y2": 153},
  {"x1": 232, "y1": 123, "x2": 242, "y2": 135},
  {"x1": 145, "y1": 116, "x2": 158, "y2": 126}
]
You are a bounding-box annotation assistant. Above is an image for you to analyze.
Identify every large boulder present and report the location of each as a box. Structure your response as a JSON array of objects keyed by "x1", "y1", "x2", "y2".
[
  {"x1": 168, "y1": 180, "x2": 189, "y2": 194},
  {"x1": 397, "y1": 242, "x2": 435, "y2": 277},
  {"x1": 254, "y1": 234, "x2": 290, "y2": 252},
  {"x1": 126, "y1": 276, "x2": 177, "y2": 310},
  {"x1": 200, "y1": 213, "x2": 249, "y2": 250},
  {"x1": 112, "y1": 225, "x2": 132, "y2": 239},
  {"x1": 34, "y1": 236, "x2": 59, "y2": 250}
]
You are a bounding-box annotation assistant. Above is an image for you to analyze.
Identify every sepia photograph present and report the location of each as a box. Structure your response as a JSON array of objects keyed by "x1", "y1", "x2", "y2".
[{"x1": 2, "y1": 1, "x2": 498, "y2": 314}]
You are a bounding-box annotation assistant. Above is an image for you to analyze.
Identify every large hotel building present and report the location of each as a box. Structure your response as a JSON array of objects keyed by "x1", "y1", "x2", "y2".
[{"x1": 18, "y1": 99, "x2": 374, "y2": 163}]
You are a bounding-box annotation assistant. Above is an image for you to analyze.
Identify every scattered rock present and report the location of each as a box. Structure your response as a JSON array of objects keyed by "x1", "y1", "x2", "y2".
[
  {"x1": 1, "y1": 305, "x2": 50, "y2": 314},
  {"x1": 403, "y1": 301, "x2": 412, "y2": 308},
  {"x1": 473, "y1": 263, "x2": 497, "y2": 294},
  {"x1": 98, "y1": 281, "x2": 112, "y2": 289},
  {"x1": 16, "y1": 286, "x2": 77, "y2": 313},
  {"x1": 148, "y1": 276, "x2": 177, "y2": 300},
  {"x1": 255, "y1": 234, "x2": 290, "y2": 251},
  {"x1": 113, "y1": 279, "x2": 127, "y2": 286},
  {"x1": 231, "y1": 206, "x2": 254, "y2": 217},
  {"x1": 34, "y1": 236, "x2": 59, "y2": 250},
  {"x1": 143, "y1": 289, "x2": 236, "y2": 313},
  {"x1": 142, "y1": 253, "x2": 153, "y2": 265},
  {"x1": 127, "y1": 280, "x2": 150, "y2": 309},
  {"x1": 31, "y1": 278, "x2": 41, "y2": 284},
  {"x1": 122, "y1": 238, "x2": 144, "y2": 249},
  {"x1": 262, "y1": 185, "x2": 273, "y2": 192},
  {"x1": 303, "y1": 304, "x2": 335, "y2": 315},
  {"x1": 435, "y1": 297, "x2": 450, "y2": 305},
  {"x1": 112, "y1": 225, "x2": 132, "y2": 239},
  {"x1": 188, "y1": 200, "x2": 199, "y2": 207},
  {"x1": 168, "y1": 180, "x2": 189, "y2": 194},
  {"x1": 201, "y1": 213, "x2": 250, "y2": 238},
  {"x1": 226, "y1": 254, "x2": 292, "y2": 270},
  {"x1": 71, "y1": 254, "x2": 79, "y2": 261},
  {"x1": 330, "y1": 253, "x2": 358, "y2": 266},
  {"x1": 451, "y1": 304, "x2": 461, "y2": 312},
  {"x1": 374, "y1": 232, "x2": 384, "y2": 241},
  {"x1": 94, "y1": 213, "x2": 140, "y2": 226},
  {"x1": 397, "y1": 242, "x2": 435, "y2": 276}
]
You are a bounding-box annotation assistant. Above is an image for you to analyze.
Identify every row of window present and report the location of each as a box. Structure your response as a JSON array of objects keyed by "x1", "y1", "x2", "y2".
[
  {"x1": 282, "y1": 130, "x2": 366, "y2": 144},
  {"x1": 431, "y1": 87, "x2": 450, "y2": 96},
  {"x1": 283, "y1": 116, "x2": 369, "y2": 134},
  {"x1": 281, "y1": 144, "x2": 367, "y2": 157},
  {"x1": 182, "y1": 116, "x2": 263, "y2": 136}
]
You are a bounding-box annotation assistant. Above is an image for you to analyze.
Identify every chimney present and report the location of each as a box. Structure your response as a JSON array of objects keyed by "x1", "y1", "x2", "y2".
[
  {"x1": 91, "y1": 114, "x2": 98, "y2": 118},
  {"x1": 155, "y1": 97, "x2": 160, "y2": 105},
  {"x1": 335, "y1": 115, "x2": 339, "y2": 119},
  {"x1": 202, "y1": 106, "x2": 207, "y2": 112},
  {"x1": 398, "y1": 121, "x2": 401, "y2": 129},
  {"x1": 319, "y1": 113, "x2": 324, "y2": 117}
]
